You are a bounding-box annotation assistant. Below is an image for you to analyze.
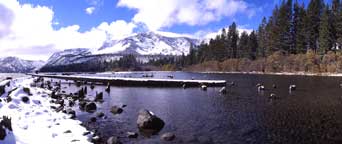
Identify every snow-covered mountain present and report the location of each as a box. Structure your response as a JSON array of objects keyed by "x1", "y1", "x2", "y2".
[
  {"x1": 95, "y1": 31, "x2": 199, "y2": 55},
  {"x1": 43, "y1": 32, "x2": 199, "y2": 67},
  {"x1": 45, "y1": 48, "x2": 92, "y2": 66},
  {"x1": 0, "y1": 57, "x2": 45, "y2": 73}
]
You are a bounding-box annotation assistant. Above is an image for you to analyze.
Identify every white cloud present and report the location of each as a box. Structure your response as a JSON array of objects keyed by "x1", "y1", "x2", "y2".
[
  {"x1": 117, "y1": 0, "x2": 255, "y2": 31},
  {"x1": 0, "y1": 0, "x2": 136, "y2": 61},
  {"x1": 85, "y1": 7, "x2": 95, "y2": 15},
  {"x1": 86, "y1": 0, "x2": 104, "y2": 7}
]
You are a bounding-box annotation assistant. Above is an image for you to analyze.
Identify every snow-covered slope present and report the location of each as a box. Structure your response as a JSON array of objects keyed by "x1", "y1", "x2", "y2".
[
  {"x1": 42, "y1": 32, "x2": 199, "y2": 68},
  {"x1": 44, "y1": 48, "x2": 93, "y2": 66},
  {"x1": 95, "y1": 31, "x2": 199, "y2": 55},
  {"x1": 0, "y1": 57, "x2": 45, "y2": 73}
]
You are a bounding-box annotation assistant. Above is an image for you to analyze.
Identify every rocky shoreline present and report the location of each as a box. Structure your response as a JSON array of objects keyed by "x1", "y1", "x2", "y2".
[{"x1": 0, "y1": 76, "x2": 180, "y2": 144}]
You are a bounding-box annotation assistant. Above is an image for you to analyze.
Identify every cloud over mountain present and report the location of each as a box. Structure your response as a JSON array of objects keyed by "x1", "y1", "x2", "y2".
[
  {"x1": 117, "y1": 0, "x2": 255, "y2": 31},
  {"x1": 0, "y1": 0, "x2": 136, "y2": 60}
]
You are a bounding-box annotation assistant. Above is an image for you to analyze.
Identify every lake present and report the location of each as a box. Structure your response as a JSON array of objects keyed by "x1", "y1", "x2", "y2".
[{"x1": 48, "y1": 72, "x2": 342, "y2": 144}]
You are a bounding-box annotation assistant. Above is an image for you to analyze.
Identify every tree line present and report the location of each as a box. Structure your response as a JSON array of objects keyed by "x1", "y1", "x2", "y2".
[
  {"x1": 40, "y1": 55, "x2": 142, "y2": 72},
  {"x1": 178, "y1": 0, "x2": 342, "y2": 73}
]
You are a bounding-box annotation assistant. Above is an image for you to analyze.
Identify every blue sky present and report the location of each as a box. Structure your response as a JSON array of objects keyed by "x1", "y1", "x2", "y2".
[
  {"x1": 15, "y1": 0, "x2": 333, "y2": 34},
  {"x1": 0, "y1": 0, "x2": 335, "y2": 60},
  {"x1": 14, "y1": 0, "x2": 294, "y2": 33}
]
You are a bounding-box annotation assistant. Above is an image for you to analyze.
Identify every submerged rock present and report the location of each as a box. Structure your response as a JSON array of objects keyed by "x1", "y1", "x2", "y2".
[
  {"x1": 0, "y1": 126, "x2": 5, "y2": 140},
  {"x1": 85, "y1": 102, "x2": 97, "y2": 112},
  {"x1": 0, "y1": 116, "x2": 12, "y2": 140},
  {"x1": 65, "y1": 109, "x2": 76, "y2": 119},
  {"x1": 78, "y1": 88, "x2": 85, "y2": 99},
  {"x1": 107, "y1": 136, "x2": 121, "y2": 144},
  {"x1": 105, "y1": 84, "x2": 111, "y2": 93},
  {"x1": 257, "y1": 85, "x2": 265, "y2": 91},
  {"x1": 50, "y1": 91, "x2": 60, "y2": 99},
  {"x1": 0, "y1": 81, "x2": 9, "y2": 96},
  {"x1": 79, "y1": 101, "x2": 87, "y2": 110},
  {"x1": 289, "y1": 85, "x2": 296, "y2": 91},
  {"x1": 127, "y1": 132, "x2": 138, "y2": 138},
  {"x1": 23, "y1": 87, "x2": 31, "y2": 95},
  {"x1": 84, "y1": 86, "x2": 88, "y2": 94},
  {"x1": 21, "y1": 96, "x2": 30, "y2": 103},
  {"x1": 90, "y1": 117, "x2": 97, "y2": 122},
  {"x1": 161, "y1": 132, "x2": 176, "y2": 141},
  {"x1": 96, "y1": 112, "x2": 105, "y2": 118},
  {"x1": 90, "y1": 83, "x2": 95, "y2": 89},
  {"x1": 137, "y1": 109, "x2": 164, "y2": 134},
  {"x1": 110, "y1": 106, "x2": 123, "y2": 115},
  {"x1": 269, "y1": 93, "x2": 277, "y2": 99},
  {"x1": 201, "y1": 85, "x2": 207, "y2": 91},
  {"x1": 272, "y1": 84, "x2": 277, "y2": 89},
  {"x1": 182, "y1": 84, "x2": 187, "y2": 89},
  {"x1": 219, "y1": 87, "x2": 227, "y2": 94},
  {"x1": 95, "y1": 92, "x2": 103, "y2": 102},
  {"x1": 1, "y1": 116, "x2": 12, "y2": 131},
  {"x1": 68, "y1": 100, "x2": 75, "y2": 107},
  {"x1": 91, "y1": 135, "x2": 101, "y2": 143}
]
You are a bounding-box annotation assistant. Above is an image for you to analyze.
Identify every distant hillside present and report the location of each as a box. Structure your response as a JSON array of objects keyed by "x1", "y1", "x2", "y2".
[{"x1": 0, "y1": 57, "x2": 45, "y2": 73}]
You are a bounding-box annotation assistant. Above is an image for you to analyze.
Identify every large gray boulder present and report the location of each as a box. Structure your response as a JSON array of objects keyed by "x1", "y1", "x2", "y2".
[{"x1": 137, "y1": 109, "x2": 164, "y2": 134}]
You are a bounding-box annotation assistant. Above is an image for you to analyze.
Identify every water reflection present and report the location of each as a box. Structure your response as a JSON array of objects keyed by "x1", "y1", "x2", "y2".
[{"x1": 54, "y1": 72, "x2": 342, "y2": 144}]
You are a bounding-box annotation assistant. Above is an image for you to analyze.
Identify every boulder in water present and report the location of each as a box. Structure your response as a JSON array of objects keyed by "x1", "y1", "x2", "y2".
[
  {"x1": 137, "y1": 109, "x2": 164, "y2": 134},
  {"x1": 107, "y1": 136, "x2": 121, "y2": 144},
  {"x1": 85, "y1": 102, "x2": 97, "y2": 112},
  {"x1": 21, "y1": 96, "x2": 30, "y2": 103},
  {"x1": 96, "y1": 112, "x2": 105, "y2": 118},
  {"x1": 161, "y1": 132, "x2": 176, "y2": 141},
  {"x1": 289, "y1": 85, "x2": 296, "y2": 91},
  {"x1": 219, "y1": 87, "x2": 227, "y2": 94},
  {"x1": 110, "y1": 106, "x2": 123, "y2": 115},
  {"x1": 127, "y1": 132, "x2": 138, "y2": 138},
  {"x1": 201, "y1": 85, "x2": 207, "y2": 91},
  {"x1": 94, "y1": 92, "x2": 103, "y2": 102},
  {"x1": 65, "y1": 109, "x2": 76, "y2": 119},
  {"x1": 0, "y1": 126, "x2": 5, "y2": 140}
]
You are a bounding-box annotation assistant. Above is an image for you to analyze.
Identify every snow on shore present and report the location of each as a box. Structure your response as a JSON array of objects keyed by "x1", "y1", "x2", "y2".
[{"x1": 0, "y1": 78, "x2": 92, "y2": 144}]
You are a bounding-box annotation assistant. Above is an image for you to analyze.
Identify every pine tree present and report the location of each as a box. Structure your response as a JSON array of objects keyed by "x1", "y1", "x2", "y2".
[
  {"x1": 332, "y1": 0, "x2": 340, "y2": 49},
  {"x1": 220, "y1": 28, "x2": 229, "y2": 59},
  {"x1": 318, "y1": 5, "x2": 333, "y2": 55},
  {"x1": 268, "y1": 5, "x2": 281, "y2": 53},
  {"x1": 306, "y1": 0, "x2": 324, "y2": 51},
  {"x1": 238, "y1": 31, "x2": 250, "y2": 58},
  {"x1": 334, "y1": 0, "x2": 342, "y2": 50},
  {"x1": 278, "y1": 0, "x2": 293, "y2": 53},
  {"x1": 257, "y1": 17, "x2": 267, "y2": 57},
  {"x1": 293, "y1": 1, "x2": 307, "y2": 54},
  {"x1": 248, "y1": 31, "x2": 258, "y2": 60},
  {"x1": 228, "y1": 22, "x2": 239, "y2": 58}
]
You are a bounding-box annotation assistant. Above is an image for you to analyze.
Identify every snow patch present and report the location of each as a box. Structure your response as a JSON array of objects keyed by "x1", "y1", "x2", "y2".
[{"x1": 0, "y1": 78, "x2": 92, "y2": 144}]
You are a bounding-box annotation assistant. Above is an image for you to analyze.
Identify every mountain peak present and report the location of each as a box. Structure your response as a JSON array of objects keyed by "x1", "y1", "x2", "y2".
[
  {"x1": 0, "y1": 56, "x2": 45, "y2": 73},
  {"x1": 95, "y1": 31, "x2": 199, "y2": 55}
]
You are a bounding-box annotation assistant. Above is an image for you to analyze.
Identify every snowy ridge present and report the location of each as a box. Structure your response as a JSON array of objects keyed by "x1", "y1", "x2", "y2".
[
  {"x1": 45, "y1": 48, "x2": 92, "y2": 66},
  {"x1": 43, "y1": 32, "x2": 199, "y2": 67},
  {"x1": 0, "y1": 57, "x2": 45, "y2": 73},
  {"x1": 95, "y1": 31, "x2": 199, "y2": 55},
  {"x1": 0, "y1": 78, "x2": 92, "y2": 144}
]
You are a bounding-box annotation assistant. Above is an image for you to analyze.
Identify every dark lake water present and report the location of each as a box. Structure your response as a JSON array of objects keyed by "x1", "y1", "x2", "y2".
[{"x1": 54, "y1": 72, "x2": 342, "y2": 144}]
